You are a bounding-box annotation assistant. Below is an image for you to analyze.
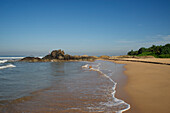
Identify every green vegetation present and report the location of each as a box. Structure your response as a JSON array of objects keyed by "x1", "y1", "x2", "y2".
[{"x1": 127, "y1": 44, "x2": 170, "y2": 58}]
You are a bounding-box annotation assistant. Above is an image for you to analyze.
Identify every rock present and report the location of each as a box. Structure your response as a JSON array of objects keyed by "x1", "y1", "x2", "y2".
[
  {"x1": 69, "y1": 55, "x2": 75, "y2": 60},
  {"x1": 99, "y1": 55, "x2": 110, "y2": 59},
  {"x1": 64, "y1": 54, "x2": 71, "y2": 60},
  {"x1": 42, "y1": 49, "x2": 65, "y2": 60},
  {"x1": 42, "y1": 55, "x2": 53, "y2": 60},
  {"x1": 81, "y1": 56, "x2": 94, "y2": 61},
  {"x1": 81, "y1": 55, "x2": 88, "y2": 57},
  {"x1": 51, "y1": 59, "x2": 59, "y2": 62},
  {"x1": 91, "y1": 56, "x2": 98, "y2": 59},
  {"x1": 42, "y1": 59, "x2": 51, "y2": 62},
  {"x1": 20, "y1": 57, "x2": 42, "y2": 62},
  {"x1": 58, "y1": 55, "x2": 64, "y2": 60},
  {"x1": 73, "y1": 55, "x2": 80, "y2": 60},
  {"x1": 20, "y1": 49, "x2": 97, "y2": 62},
  {"x1": 51, "y1": 49, "x2": 65, "y2": 59}
]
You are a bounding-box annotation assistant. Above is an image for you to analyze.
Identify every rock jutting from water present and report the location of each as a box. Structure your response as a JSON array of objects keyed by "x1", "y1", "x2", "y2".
[{"x1": 20, "y1": 49, "x2": 97, "y2": 62}]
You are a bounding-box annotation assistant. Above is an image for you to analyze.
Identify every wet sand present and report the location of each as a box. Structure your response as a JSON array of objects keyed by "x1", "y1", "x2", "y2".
[
  {"x1": 0, "y1": 61, "x2": 130, "y2": 113},
  {"x1": 109, "y1": 58, "x2": 170, "y2": 113},
  {"x1": 0, "y1": 71, "x2": 112, "y2": 113}
]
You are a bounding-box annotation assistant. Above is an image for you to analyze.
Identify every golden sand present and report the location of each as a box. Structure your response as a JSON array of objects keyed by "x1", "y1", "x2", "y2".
[{"x1": 109, "y1": 58, "x2": 170, "y2": 113}]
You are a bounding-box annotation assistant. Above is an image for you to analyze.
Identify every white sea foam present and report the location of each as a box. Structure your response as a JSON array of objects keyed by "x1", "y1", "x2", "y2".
[
  {"x1": 0, "y1": 64, "x2": 16, "y2": 70},
  {"x1": 0, "y1": 60, "x2": 8, "y2": 63},
  {"x1": 82, "y1": 62, "x2": 130, "y2": 113},
  {"x1": 82, "y1": 64, "x2": 88, "y2": 68},
  {"x1": 0, "y1": 57, "x2": 24, "y2": 60}
]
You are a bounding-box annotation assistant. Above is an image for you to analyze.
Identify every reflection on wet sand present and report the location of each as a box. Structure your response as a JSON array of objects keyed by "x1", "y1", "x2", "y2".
[{"x1": 0, "y1": 61, "x2": 128, "y2": 113}]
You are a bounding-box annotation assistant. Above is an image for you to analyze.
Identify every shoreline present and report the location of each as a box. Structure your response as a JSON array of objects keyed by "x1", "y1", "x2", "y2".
[
  {"x1": 105, "y1": 60, "x2": 139, "y2": 113},
  {"x1": 108, "y1": 58, "x2": 170, "y2": 113},
  {"x1": 111, "y1": 63, "x2": 132, "y2": 113},
  {"x1": 1, "y1": 59, "x2": 170, "y2": 113},
  {"x1": 108, "y1": 58, "x2": 170, "y2": 65}
]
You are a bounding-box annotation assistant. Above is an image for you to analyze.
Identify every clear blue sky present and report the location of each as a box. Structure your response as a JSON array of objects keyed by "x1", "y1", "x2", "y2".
[{"x1": 0, "y1": 0, "x2": 170, "y2": 56}]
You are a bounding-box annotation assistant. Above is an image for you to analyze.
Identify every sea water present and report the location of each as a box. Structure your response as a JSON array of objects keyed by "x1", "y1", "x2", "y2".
[{"x1": 0, "y1": 57, "x2": 130, "y2": 113}]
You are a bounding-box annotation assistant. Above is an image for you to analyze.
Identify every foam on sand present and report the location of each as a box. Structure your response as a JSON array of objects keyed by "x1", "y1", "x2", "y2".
[
  {"x1": 82, "y1": 62, "x2": 130, "y2": 113},
  {"x1": 0, "y1": 64, "x2": 16, "y2": 70}
]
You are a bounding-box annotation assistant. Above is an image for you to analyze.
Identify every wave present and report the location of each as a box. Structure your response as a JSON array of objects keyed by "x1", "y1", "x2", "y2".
[
  {"x1": 0, "y1": 60, "x2": 8, "y2": 63},
  {"x1": 0, "y1": 64, "x2": 16, "y2": 70},
  {"x1": 0, "y1": 57, "x2": 24, "y2": 60},
  {"x1": 82, "y1": 62, "x2": 130, "y2": 113}
]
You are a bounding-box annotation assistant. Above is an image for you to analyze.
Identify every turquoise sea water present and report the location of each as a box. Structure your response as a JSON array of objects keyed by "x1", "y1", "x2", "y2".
[{"x1": 0, "y1": 57, "x2": 130, "y2": 113}]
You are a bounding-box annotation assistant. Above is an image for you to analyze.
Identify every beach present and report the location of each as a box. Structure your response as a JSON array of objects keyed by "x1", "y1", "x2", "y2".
[
  {"x1": 1, "y1": 56, "x2": 170, "y2": 113},
  {"x1": 109, "y1": 58, "x2": 170, "y2": 113}
]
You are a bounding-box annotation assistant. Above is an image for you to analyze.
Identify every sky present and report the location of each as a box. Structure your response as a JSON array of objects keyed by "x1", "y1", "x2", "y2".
[{"x1": 0, "y1": 0, "x2": 170, "y2": 56}]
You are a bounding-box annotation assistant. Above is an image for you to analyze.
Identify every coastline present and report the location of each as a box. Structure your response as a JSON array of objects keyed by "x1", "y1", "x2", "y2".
[
  {"x1": 1, "y1": 58, "x2": 170, "y2": 113},
  {"x1": 108, "y1": 58, "x2": 170, "y2": 113}
]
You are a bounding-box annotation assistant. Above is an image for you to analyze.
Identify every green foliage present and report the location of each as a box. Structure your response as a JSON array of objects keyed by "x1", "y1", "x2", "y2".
[
  {"x1": 128, "y1": 50, "x2": 138, "y2": 55},
  {"x1": 160, "y1": 44, "x2": 170, "y2": 54},
  {"x1": 137, "y1": 52, "x2": 153, "y2": 56},
  {"x1": 138, "y1": 47, "x2": 147, "y2": 54},
  {"x1": 127, "y1": 43, "x2": 170, "y2": 58},
  {"x1": 158, "y1": 54, "x2": 170, "y2": 58}
]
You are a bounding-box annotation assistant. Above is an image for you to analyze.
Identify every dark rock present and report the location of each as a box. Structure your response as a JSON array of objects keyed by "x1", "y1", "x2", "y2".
[
  {"x1": 42, "y1": 55, "x2": 53, "y2": 60},
  {"x1": 20, "y1": 49, "x2": 97, "y2": 62},
  {"x1": 64, "y1": 54, "x2": 71, "y2": 60},
  {"x1": 42, "y1": 49, "x2": 65, "y2": 60},
  {"x1": 51, "y1": 49, "x2": 65, "y2": 59},
  {"x1": 73, "y1": 55, "x2": 80, "y2": 60},
  {"x1": 42, "y1": 59, "x2": 51, "y2": 62},
  {"x1": 20, "y1": 57, "x2": 42, "y2": 62}
]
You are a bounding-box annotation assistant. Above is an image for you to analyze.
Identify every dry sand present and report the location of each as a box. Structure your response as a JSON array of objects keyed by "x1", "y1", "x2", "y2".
[{"x1": 109, "y1": 58, "x2": 170, "y2": 113}]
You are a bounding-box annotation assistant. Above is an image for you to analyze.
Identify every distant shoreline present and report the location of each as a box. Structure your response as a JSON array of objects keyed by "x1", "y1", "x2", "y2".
[{"x1": 107, "y1": 57, "x2": 170, "y2": 65}]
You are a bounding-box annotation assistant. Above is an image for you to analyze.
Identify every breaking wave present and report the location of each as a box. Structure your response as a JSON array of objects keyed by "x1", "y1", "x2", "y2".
[
  {"x1": 0, "y1": 57, "x2": 24, "y2": 60},
  {"x1": 0, "y1": 64, "x2": 16, "y2": 70},
  {"x1": 0, "y1": 60, "x2": 8, "y2": 64}
]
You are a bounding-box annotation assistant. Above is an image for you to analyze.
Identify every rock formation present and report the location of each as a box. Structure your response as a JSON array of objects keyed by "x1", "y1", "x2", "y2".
[
  {"x1": 20, "y1": 57, "x2": 42, "y2": 62},
  {"x1": 20, "y1": 49, "x2": 97, "y2": 62},
  {"x1": 99, "y1": 55, "x2": 110, "y2": 59}
]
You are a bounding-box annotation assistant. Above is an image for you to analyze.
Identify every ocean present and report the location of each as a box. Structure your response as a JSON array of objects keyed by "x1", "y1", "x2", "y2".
[{"x1": 0, "y1": 57, "x2": 130, "y2": 113}]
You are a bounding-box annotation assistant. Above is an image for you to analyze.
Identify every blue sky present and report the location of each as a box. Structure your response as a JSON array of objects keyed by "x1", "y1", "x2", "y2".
[{"x1": 0, "y1": 0, "x2": 170, "y2": 56}]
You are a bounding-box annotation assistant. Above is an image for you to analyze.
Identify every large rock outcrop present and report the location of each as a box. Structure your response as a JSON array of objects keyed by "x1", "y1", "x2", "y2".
[
  {"x1": 51, "y1": 49, "x2": 65, "y2": 59},
  {"x1": 20, "y1": 49, "x2": 97, "y2": 62}
]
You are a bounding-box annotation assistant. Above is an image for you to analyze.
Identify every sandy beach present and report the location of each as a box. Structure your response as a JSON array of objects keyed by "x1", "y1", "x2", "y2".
[{"x1": 109, "y1": 58, "x2": 170, "y2": 113}]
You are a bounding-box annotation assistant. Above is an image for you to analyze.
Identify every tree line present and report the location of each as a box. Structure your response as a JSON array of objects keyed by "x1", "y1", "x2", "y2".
[{"x1": 127, "y1": 43, "x2": 170, "y2": 58}]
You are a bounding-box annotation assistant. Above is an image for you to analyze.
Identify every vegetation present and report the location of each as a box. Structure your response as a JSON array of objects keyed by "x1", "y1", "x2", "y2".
[{"x1": 127, "y1": 44, "x2": 170, "y2": 58}]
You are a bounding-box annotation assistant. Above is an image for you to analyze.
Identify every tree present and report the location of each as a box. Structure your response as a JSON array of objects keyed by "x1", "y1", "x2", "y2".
[
  {"x1": 160, "y1": 45, "x2": 170, "y2": 54},
  {"x1": 128, "y1": 50, "x2": 133, "y2": 55},
  {"x1": 128, "y1": 50, "x2": 138, "y2": 55},
  {"x1": 138, "y1": 47, "x2": 146, "y2": 54},
  {"x1": 127, "y1": 43, "x2": 170, "y2": 58}
]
